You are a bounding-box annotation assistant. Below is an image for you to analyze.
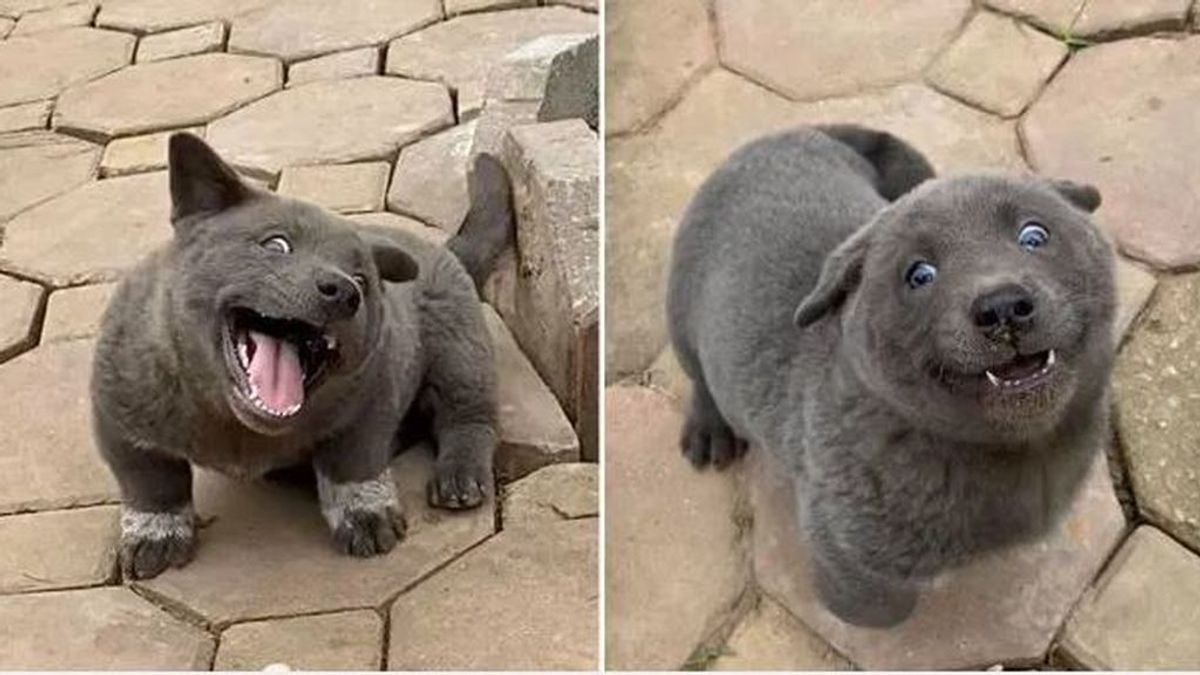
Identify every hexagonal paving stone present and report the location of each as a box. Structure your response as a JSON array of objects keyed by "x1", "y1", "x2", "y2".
[
  {"x1": 0, "y1": 171, "x2": 170, "y2": 285},
  {"x1": 747, "y1": 440, "x2": 1125, "y2": 669},
  {"x1": 605, "y1": 0, "x2": 714, "y2": 135},
  {"x1": 96, "y1": 0, "x2": 275, "y2": 34},
  {"x1": 605, "y1": 385, "x2": 749, "y2": 670},
  {"x1": 100, "y1": 126, "x2": 204, "y2": 178},
  {"x1": 55, "y1": 53, "x2": 282, "y2": 141},
  {"x1": 206, "y1": 76, "x2": 453, "y2": 178},
  {"x1": 387, "y1": 120, "x2": 476, "y2": 233},
  {"x1": 0, "y1": 587, "x2": 214, "y2": 669},
  {"x1": 1114, "y1": 272, "x2": 1200, "y2": 552},
  {"x1": 385, "y1": 6, "x2": 597, "y2": 116},
  {"x1": 503, "y1": 462, "x2": 597, "y2": 529},
  {"x1": 0, "y1": 340, "x2": 118, "y2": 515},
  {"x1": 388, "y1": 518, "x2": 597, "y2": 670},
  {"x1": 277, "y1": 162, "x2": 388, "y2": 214},
  {"x1": 136, "y1": 447, "x2": 494, "y2": 627},
  {"x1": 0, "y1": 27, "x2": 133, "y2": 108},
  {"x1": 1113, "y1": 255, "x2": 1157, "y2": 342},
  {"x1": 0, "y1": 99, "x2": 52, "y2": 134},
  {"x1": 927, "y1": 11, "x2": 1068, "y2": 117},
  {"x1": 716, "y1": 0, "x2": 970, "y2": 101},
  {"x1": 41, "y1": 282, "x2": 116, "y2": 343},
  {"x1": 710, "y1": 596, "x2": 851, "y2": 671},
  {"x1": 0, "y1": 0, "x2": 76, "y2": 13},
  {"x1": 1023, "y1": 37, "x2": 1200, "y2": 269},
  {"x1": 1057, "y1": 526, "x2": 1200, "y2": 669},
  {"x1": 287, "y1": 47, "x2": 379, "y2": 87},
  {"x1": 986, "y1": 0, "x2": 1190, "y2": 37},
  {"x1": 0, "y1": 505, "x2": 118, "y2": 594},
  {"x1": 215, "y1": 610, "x2": 383, "y2": 670},
  {"x1": 135, "y1": 22, "x2": 227, "y2": 64},
  {"x1": 0, "y1": 131, "x2": 99, "y2": 222},
  {"x1": 0, "y1": 275, "x2": 43, "y2": 363},
  {"x1": 229, "y1": 0, "x2": 438, "y2": 64},
  {"x1": 10, "y1": 1, "x2": 96, "y2": 37}
]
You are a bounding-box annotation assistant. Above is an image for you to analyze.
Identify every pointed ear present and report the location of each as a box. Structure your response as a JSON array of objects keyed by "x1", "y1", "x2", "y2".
[
  {"x1": 1047, "y1": 178, "x2": 1101, "y2": 213},
  {"x1": 371, "y1": 241, "x2": 420, "y2": 284},
  {"x1": 168, "y1": 132, "x2": 251, "y2": 223},
  {"x1": 793, "y1": 222, "x2": 875, "y2": 328}
]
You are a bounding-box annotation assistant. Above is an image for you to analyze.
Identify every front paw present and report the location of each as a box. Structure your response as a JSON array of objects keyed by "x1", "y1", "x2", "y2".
[
  {"x1": 331, "y1": 505, "x2": 407, "y2": 557},
  {"x1": 680, "y1": 415, "x2": 748, "y2": 470},
  {"x1": 119, "y1": 507, "x2": 196, "y2": 581},
  {"x1": 428, "y1": 457, "x2": 488, "y2": 510}
]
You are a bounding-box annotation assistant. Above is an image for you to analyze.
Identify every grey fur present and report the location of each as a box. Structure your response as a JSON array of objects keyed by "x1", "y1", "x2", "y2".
[
  {"x1": 316, "y1": 467, "x2": 406, "y2": 557},
  {"x1": 92, "y1": 133, "x2": 496, "y2": 580},
  {"x1": 667, "y1": 125, "x2": 1115, "y2": 627}
]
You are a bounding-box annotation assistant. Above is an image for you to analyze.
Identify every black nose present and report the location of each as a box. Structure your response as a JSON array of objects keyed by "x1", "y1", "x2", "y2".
[
  {"x1": 315, "y1": 270, "x2": 361, "y2": 316},
  {"x1": 972, "y1": 284, "x2": 1035, "y2": 338}
]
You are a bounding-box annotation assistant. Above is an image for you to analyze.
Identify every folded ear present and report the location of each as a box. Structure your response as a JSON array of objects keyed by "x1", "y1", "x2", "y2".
[
  {"x1": 793, "y1": 222, "x2": 874, "y2": 328},
  {"x1": 370, "y1": 240, "x2": 420, "y2": 284},
  {"x1": 168, "y1": 132, "x2": 252, "y2": 223},
  {"x1": 1047, "y1": 178, "x2": 1101, "y2": 213}
]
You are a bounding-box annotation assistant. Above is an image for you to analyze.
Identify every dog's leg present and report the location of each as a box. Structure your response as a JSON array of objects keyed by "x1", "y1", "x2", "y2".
[
  {"x1": 681, "y1": 377, "x2": 748, "y2": 469},
  {"x1": 96, "y1": 416, "x2": 196, "y2": 581},
  {"x1": 808, "y1": 519, "x2": 918, "y2": 628},
  {"x1": 313, "y1": 423, "x2": 406, "y2": 557}
]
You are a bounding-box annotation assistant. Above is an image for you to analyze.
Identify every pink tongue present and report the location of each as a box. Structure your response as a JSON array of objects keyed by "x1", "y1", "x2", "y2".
[{"x1": 246, "y1": 330, "x2": 305, "y2": 413}]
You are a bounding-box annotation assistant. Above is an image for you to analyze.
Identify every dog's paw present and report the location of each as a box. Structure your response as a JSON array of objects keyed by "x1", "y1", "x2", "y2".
[
  {"x1": 812, "y1": 554, "x2": 917, "y2": 628},
  {"x1": 119, "y1": 507, "x2": 196, "y2": 581},
  {"x1": 331, "y1": 505, "x2": 407, "y2": 557},
  {"x1": 428, "y1": 458, "x2": 488, "y2": 510},
  {"x1": 680, "y1": 415, "x2": 748, "y2": 470}
]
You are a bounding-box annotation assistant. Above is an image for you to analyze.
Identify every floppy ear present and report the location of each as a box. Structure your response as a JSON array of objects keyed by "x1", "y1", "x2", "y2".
[
  {"x1": 168, "y1": 132, "x2": 252, "y2": 223},
  {"x1": 815, "y1": 124, "x2": 936, "y2": 201},
  {"x1": 371, "y1": 241, "x2": 420, "y2": 284},
  {"x1": 1047, "y1": 178, "x2": 1101, "y2": 213},
  {"x1": 793, "y1": 223, "x2": 874, "y2": 328}
]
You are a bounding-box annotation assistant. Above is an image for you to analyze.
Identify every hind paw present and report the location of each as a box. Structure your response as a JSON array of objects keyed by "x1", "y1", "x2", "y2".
[{"x1": 680, "y1": 415, "x2": 748, "y2": 469}]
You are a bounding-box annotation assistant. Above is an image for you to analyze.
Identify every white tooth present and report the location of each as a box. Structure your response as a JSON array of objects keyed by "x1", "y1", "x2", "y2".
[
  {"x1": 237, "y1": 342, "x2": 249, "y2": 369},
  {"x1": 324, "y1": 335, "x2": 337, "y2": 350},
  {"x1": 986, "y1": 371, "x2": 1002, "y2": 387},
  {"x1": 1046, "y1": 349, "x2": 1056, "y2": 367}
]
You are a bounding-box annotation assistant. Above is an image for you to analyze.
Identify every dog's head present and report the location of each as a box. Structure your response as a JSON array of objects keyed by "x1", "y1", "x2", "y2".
[
  {"x1": 165, "y1": 133, "x2": 419, "y2": 436},
  {"x1": 794, "y1": 175, "x2": 1115, "y2": 444}
]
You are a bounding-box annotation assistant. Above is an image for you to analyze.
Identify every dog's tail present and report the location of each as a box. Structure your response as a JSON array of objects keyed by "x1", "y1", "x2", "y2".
[
  {"x1": 816, "y1": 124, "x2": 936, "y2": 201},
  {"x1": 447, "y1": 154, "x2": 515, "y2": 291}
]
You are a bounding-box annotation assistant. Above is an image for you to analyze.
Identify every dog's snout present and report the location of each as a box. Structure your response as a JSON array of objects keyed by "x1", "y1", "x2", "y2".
[
  {"x1": 315, "y1": 270, "x2": 361, "y2": 316},
  {"x1": 972, "y1": 284, "x2": 1035, "y2": 338}
]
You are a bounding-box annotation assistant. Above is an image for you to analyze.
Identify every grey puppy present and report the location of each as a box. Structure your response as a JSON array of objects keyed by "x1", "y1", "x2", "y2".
[
  {"x1": 92, "y1": 133, "x2": 510, "y2": 580},
  {"x1": 667, "y1": 125, "x2": 1115, "y2": 627}
]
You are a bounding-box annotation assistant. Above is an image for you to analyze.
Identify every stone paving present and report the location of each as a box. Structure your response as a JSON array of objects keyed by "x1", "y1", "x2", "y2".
[
  {"x1": 0, "y1": 0, "x2": 596, "y2": 669},
  {"x1": 607, "y1": 0, "x2": 1200, "y2": 669}
]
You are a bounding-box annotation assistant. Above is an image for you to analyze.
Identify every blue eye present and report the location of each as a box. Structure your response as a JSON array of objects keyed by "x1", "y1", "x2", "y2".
[
  {"x1": 1018, "y1": 222, "x2": 1049, "y2": 250},
  {"x1": 905, "y1": 261, "x2": 937, "y2": 289}
]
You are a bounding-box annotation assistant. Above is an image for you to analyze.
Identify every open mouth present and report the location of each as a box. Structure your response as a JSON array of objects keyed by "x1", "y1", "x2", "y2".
[
  {"x1": 983, "y1": 349, "x2": 1055, "y2": 390},
  {"x1": 224, "y1": 308, "x2": 339, "y2": 420}
]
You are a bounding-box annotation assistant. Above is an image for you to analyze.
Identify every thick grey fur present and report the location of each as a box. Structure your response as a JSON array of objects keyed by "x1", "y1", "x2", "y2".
[
  {"x1": 667, "y1": 125, "x2": 1115, "y2": 627},
  {"x1": 92, "y1": 133, "x2": 506, "y2": 580}
]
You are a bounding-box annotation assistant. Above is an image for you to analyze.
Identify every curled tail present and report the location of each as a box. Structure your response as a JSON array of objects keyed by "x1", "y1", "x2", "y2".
[
  {"x1": 815, "y1": 124, "x2": 936, "y2": 201},
  {"x1": 447, "y1": 154, "x2": 516, "y2": 291}
]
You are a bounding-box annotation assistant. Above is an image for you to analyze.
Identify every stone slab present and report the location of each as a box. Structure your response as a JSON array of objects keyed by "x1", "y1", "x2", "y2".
[
  {"x1": 0, "y1": 340, "x2": 118, "y2": 515},
  {"x1": 346, "y1": 211, "x2": 450, "y2": 246},
  {"x1": 100, "y1": 126, "x2": 203, "y2": 177},
  {"x1": 215, "y1": 610, "x2": 383, "y2": 670},
  {"x1": 96, "y1": 0, "x2": 274, "y2": 34},
  {"x1": 483, "y1": 304, "x2": 579, "y2": 483},
  {"x1": 0, "y1": 275, "x2": 43, "y2": 363},
  {"x1": 135, "y1": 22, "x2": 226, "y2": 63},
  {"x1": 137, "y1": 447, "x2": 493, "y2": 626},
  {"x1": 645, "y1": 344, "x2": 690, "y2": 406},
  {"x1": 716, "y1": 0, "x2": 970, "y2": 100},
  {"x1": 0, "y1": 171, "x2": 170, "y2": 285},
  {"x1": 1023, "y1": 37, "x2": 1200, "y2": 269},
  {"x1": 0, "y1": 505, "x2": 118, "y2": 594},
  {"x1": 0, "y1": 27, "x2": 134, "y2": 108},
  {"x1": 1058, "y1": 526, "x2": 1200, "y2": 669},
  {"x1": 503, "y1": 462, "x2": 597, "y2": 529},
  {"x1": 287, "y1": 47, "x2": 379, "y2": 87},
  {"x1": 748, "y1": 439, "x2": 1126, "y2": 669},
  {"x1": 927, "y1": 11, "x2": 1067, "y2": 117},
  {"x1": 0, "y1": 586, "x2": 214, "y2": 669},
  {"x1": 605, "y1": 0, "x2": 713, "y2": 135},
  {"x1": 229, "y1": 0, "x2": 440, "y2": 63},
  {"x1": 0, "y1": 0, "x2": 80, "y2": 15},
  {"x1": 10, "y1": 1, "x2": 95, "y2": 36},
  {"x1": 605, "y1": 385, "x2": 749, "y2": 670},
  {"x1": 470, "y1": 98, "x2": 538, "y2": 159},
  {"x1": 485, "y1": 31, "x2": 595, "y2": 105},
  {"x1": 55, "y1": 53, "x2": 282, "y2": 141},
  {"x1": 387, "y1": 120, "x2": 476, "y2": 233},
  {"x1": 711, "y1": 596, "x2": 851, "y2": 671},
  {"x1": 41, "y1": 282, "x2": 116, "y2": 343},
  {"x1": 0, "y1": 132, "x2": 99, "y2": 223},
  {"x1": 0, "y1": 100, "x2": 51, "y2": 133},
  {"x1": 986, "y1": 0, "x2": 1190, "y2": 38},
  {"x1": 388, "y1": 518, "x2": 596, "y2": 670},
  {"x1": 277, "y1": 161, "x2": 388, "y2": 214},
  {"x1": 206, "y1": 76, "x2": 452, "y2": 178},
  {"x1": 1113, "y1": 272, "x2": 1200, "y2": 551},
  {"x1": 385, "y1": 7, "x2": 597, "y2": 116},
  {"x1": 1113, "y1": 255, "x2": 1157, "y2": 342}
]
